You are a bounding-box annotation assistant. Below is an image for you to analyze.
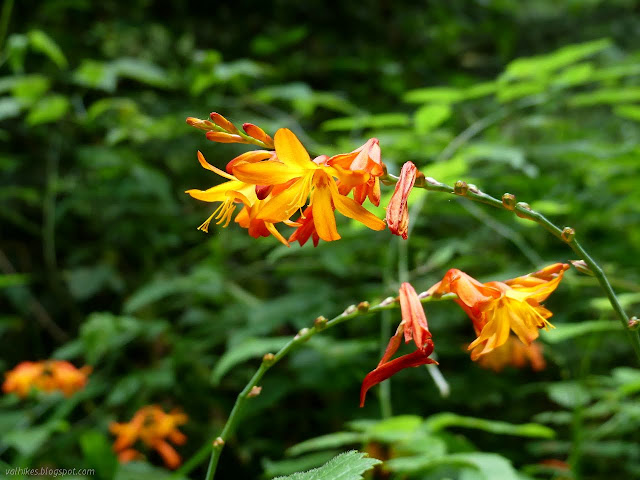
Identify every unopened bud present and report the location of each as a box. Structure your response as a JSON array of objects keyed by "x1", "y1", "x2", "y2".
[
  {"x1": 213, "y1": 437, "x2": 225, "y2": 448},
  {"x1": 314, "y1": 315, "x2": 328, "y2": 330},
  {"x1": 379, "y1": 296, "x2": 396, "y2": 307},
  {"x1": 628, "y1": 317, "x2": 639, "y2": 330},
  {"x1": 344, "y1": 305, "x2": 357, "y2": 315},
  {"x1": 570, "y1": 260, "x2": 594, "y2": 276},
  {"x1": 262, "y1": 353, "x2": 275, "y2": 365},
  {"x1": 295, "y1": 327, "x2": 310, "y2": 340},
  {"x1": 467, "y1": 183, "x2": 480, "y2": 194},
  {"x1": 502, "y1": 193, "x2": 517, "y2": 210},
  {"x1": 454, "y1": 180, "x2": 468, "y2": 196},
  {"x1": 357, "y1": 301, "x2": 370, "y2": 312},
  {"x1": 515, "y1": 202, "x2": 532, "y2": 218},
  {"x1": 209, "y1": 112, "x2": 239, "y2": 133},
  {"x1": 247, "y1": 386, "x2": 262, "y2": 398},
  {"x1": 561, "y1": 227, "x2": 575, "y2": 242}
]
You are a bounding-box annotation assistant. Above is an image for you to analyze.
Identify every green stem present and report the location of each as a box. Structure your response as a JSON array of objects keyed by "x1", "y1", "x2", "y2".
[
  {"x1": 182, "y1": 293, "x2": 455, "y2": 480},
  {"x1": 384, "y1": 172, "x2": 640, "y2": 362}
]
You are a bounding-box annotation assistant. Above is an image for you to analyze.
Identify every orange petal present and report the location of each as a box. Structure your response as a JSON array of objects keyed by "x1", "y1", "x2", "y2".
[
  {"x1": 197, "y1": 151, "x2": 235, "y2": 180},
  {"x1": 257, "y1": 176, "x2": 311, "y2": 223},
  {"x1": 232, "y1": 161, "x2": 304, "y2": 185},
  {"x1": 152, "y1": 439, "x2": 181, "y2": 469},
  {"x1": 311, "y1": 183, "x2": 340, "y2": 242},
  {"x1": 329, "y1": 180, "x2": 386, "y2": 231},
  {"x1": 399, "y1": 282, "x2": 431, "y2": 350},
  {"x1": 386, "y1": 161, "x2": 417, "y2": 239},
  {"x1": 273, "y1": 128, "x2": 312, "y2": 168},
  {"x1": 225, "y1": 150, "x2": 274, "y2": 174}
]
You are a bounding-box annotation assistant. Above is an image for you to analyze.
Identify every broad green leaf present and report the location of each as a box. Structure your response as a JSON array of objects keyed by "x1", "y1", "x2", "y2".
[
  {"x1": 73, "y1": 60, "x2": 117, "y2": 91},
  {"x1": 569, "y1": 87, "x2": 640, "y2": 107},
  {"x1": 547, "y1": 382, "x2": 591, "y2": 408},
  {"x1": 112, "y1": 58, "x2": 174, "y2": 89},
  {"x1": 386, "y1": 452, "x2": 519, "y2": 479},
  {"x1": 26, "y1": 94, "x2": 70, "y2": 126},
  {"x1": 404, "y1": 87, "x2": 465, "y2": 104},
  {"x1": 3, "y1": 420, "x2": 68, "y2": 457},
  {"x1": 286, "y1": 432, "x2": 365, "y2": 457},
  {"x1": 497, "y1": 81, "x2": 546, "y2": 103},
  {"x1": 552, "y1": 62, "x2": 594, "y2": 88},
  {"x1": 540, "y1": 320, "x2": 619, "y2": 343},
  {"x1": 0, "y1": 98, "x2": 21, "y2": 121},
  {"x1": 273, "y1": 450, "x2": 380, "y2": 480},
  {"x1": 28, "y1": 30, "x2": 68, "y2": 68},
  {"x1": 590, "y1": 292, "x2": 640, "y2": 311},
  {"x1": 414, "y1": 104, "x2": 451, "y2": 134},
  {"x1": 211, "y1": 337, "x2": 291, "y2": 385},
  {"x1": 463, "y1": 81, "x2": 498, "y2": 99},
  {"x1": 365, "y1": 415, "x2": 423, "y2": 442},
  {"x1": 86, "y1": 98, "x2": 139, "y2": 121},
  {"x1": 614, "y1": 104, "x2": 640, "y2": 122},
  {"x1": 425, "y1": 413, "x2": 555, "y2": 438},
  {"x1": 503, "y1": 38, "x2": 611, "y2": 79},
  {"x1": 80, "y1": 313, "x2": 144, "y2": 364},
  {"x1": 321, "y1": 113, "x2": 410, "y2": 132},
  {"x1": 10, "y1": 75, "x2": 50, "y2": 105}
]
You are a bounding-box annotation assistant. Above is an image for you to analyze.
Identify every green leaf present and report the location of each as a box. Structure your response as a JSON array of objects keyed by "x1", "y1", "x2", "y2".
[
  {"x1": 26, "y1": 94, "x2": 70, "y2": 126},
  {"x1": 540, "y1": 320, "x2": 619, "y2": 343},
  {"x1": 80, "y1": 431, "x2": 118, "y2": 480},
  {"x1": 547, "y1": 382, "x2": 591, "y2": 408},
  {"x1": 0, "y1": 98, "x2": 22, "y2": 121},
  {"x1": 386, "y1": 452, "x2": 519, "y2": 479},
  {"x1": 28, "y1": 30, "x2": 68, "y2": 68},
  {"x1": 73, "y1": 60, "x2": 117, "y2": 91},
  {"x1": 404, "y1": 87, "x2": 465, "y2": 104},
  {"x1": 503, "y1": 38, "x2": 611, "y2": 80},
  {"x1": 273, "y1": 450, "x2": 380, "y2": 480},
  {"x1": 10, "y1": 75, "x2": 50, "y2": 105},
  {"x1": 425, "y1": 413, "x2": 555, "y2": 438},
  {"x1": 211, "y1": 337, "x2": 291, "y2": 385},
  {"x1": 112, "y1": 58, "x2": 174, "y2": 89},
  {"x1": 79, "y1": 313, "x2": 143, "y2": 364},
  {"x1": 286, "y1": 432, "x2": 365, "y2": 457},
  {"x1": 414, "y1": 104, "x2": 451, "y2": 134},
  {"x1": 365, "y1": 415, "x2": 423, "y2": 443},
  {"x1": 569, "y1": 87, "x2": 640, "y2": 107},
  {"x1": 263, "y1": 451, "x2": 341, "y2": 477},
  {"x1": 321, "y1": 113, "x2": 410, "y2": 132},
  {"x1": 114, "y1": 461, "x2": 187, "y2": 480},
  {"x1": 614, "y1": 104, "x2": 640, "y2": 122}
]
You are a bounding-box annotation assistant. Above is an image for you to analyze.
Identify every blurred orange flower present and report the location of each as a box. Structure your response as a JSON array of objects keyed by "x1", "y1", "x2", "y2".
[
  {"x1": 431, "y1": 263, "x2": 569, "y2": 359},
  {"x1": 110, "y1": 405, "x2": 188, "y2": 470},
  {"x1": 2, "y1": 360, "x2": 91, "y2": 398},
  {"x1": 360, "y1": 283, "x2": 437, "y2": 407},
  {"x1": 476, "y1": 336, "x2": 546, "y2": 372}
]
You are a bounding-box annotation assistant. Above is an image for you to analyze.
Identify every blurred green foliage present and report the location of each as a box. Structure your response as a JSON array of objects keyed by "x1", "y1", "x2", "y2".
[{"x1": 1, "y1": 1, "x2": 640, "y2": 479}]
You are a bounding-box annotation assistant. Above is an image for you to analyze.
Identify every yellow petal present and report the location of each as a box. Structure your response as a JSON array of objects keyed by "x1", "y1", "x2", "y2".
[
  {"x1": 265, "y1": 222, "x2": 290, "y2": 247},
  {"x1": 232, "y1": 161, "x2": 304, "y2": 185},
  {"x1": 257, "y1": 176, "x2": 311, "y2": 222},
  {"x1": 274, "y1": 128, "x2": 312, "y2": 169},
  {"x1": 329, "y1": 180, "x2": 386, "y2": 231},
  {"x1": 311, "y1": 184, "x2": 340, "y2": 242},
  {"x1": 185, "y1": 180, "x2": 248, "y2": 202},
  {"x1": 197, "y1": 151, "x2": 235, "y2": 180}
]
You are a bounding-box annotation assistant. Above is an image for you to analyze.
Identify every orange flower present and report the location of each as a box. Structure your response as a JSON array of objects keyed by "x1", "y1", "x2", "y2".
[
  {"x1": 2, "y1": 360, "x2": 91, "y2": 398},
  {"x1": 360, "y1": 283, "x2": 437, "y2": 407},
  {"x1": 110, "y1": 405, "x2": 188, "y2": 470},
  {"x1": 386, "y1": 161, "x2": 417, "y2": 240},
  {"x1": 431, "y1": 263, "x2": 569, "y2": 359},
  {"x1": 476, "y1": 336, "x2": 546, "y2": 372},
  {"x1": 328, "y1": 138, "x2": 384, "y2": 206}
]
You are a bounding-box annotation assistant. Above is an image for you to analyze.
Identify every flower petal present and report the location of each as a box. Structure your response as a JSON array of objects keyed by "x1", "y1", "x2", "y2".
[
  {"x1": 311, "y1": 183, "x2": 341, "y2": 242},
  {"x1": 274, "y1": 128, "x2": 312, "y2": 168},
  {"x1": 329, "y1": 180, "x2": 386, "y2": 231},
  {"x1": 232, "y1": 161, "x2": 304, "y2": 185}
]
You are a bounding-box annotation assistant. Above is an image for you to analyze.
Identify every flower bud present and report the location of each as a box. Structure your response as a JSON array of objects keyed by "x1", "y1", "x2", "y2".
[
  {"x1": 209, "y1": 112, "x2": 239, "y2": 133},
  {"x1": 357, "y1": 301, "x2": 370, "y2": 312},
  {"x1": 344, "y1": 305, "x2": 357, "y2": 315},
  {"x1": 502, "y1": 193, "x2": 517, "y2": 210},
  {"x1": 262, "y1": 353, "x2": 275, "y2": 365},
  {"x1": 213, "y1": 437, "x2": 225, "y2": 448},
  {"x1": 454, "y1": 180, "x2": 468, "y2": 195},
  {"x1": 629, "y1": 316, "x2": 639, "y2": 330},
  {"x1": 515, "y1": 202, "x2": 532, "y2": 218},
  {"x1": 243, "y1": 123, "x2": 274, "y2": 147},
  {"x1": 314, "y1": 315, "x2": 328, "y2": 330},
  {"x1": 561, "y1": 227, "x2": 575, "y2": 242},
  {"x1": 205, "y1": 131, "x2": 244, "y2": 144},
  {"x1": 294, "y1": 327, "x2": 310, "y2": 340},
  {"x1": 570, "y1": 260, "x2": 594, "y2": 276},
  {"x1": 386, "y1": 161, "x2": 417, "y2": 240},
  {"x1": 247, "y1": 386, "x2": 262, "y2": 398}
]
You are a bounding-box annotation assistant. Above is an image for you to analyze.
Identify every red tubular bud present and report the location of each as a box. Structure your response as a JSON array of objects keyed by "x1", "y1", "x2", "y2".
[
  {"x1": 209, "y1": 112, "x2": 239, "y2": 133},
  {"x1": 243, "y1": 123, "x2": 274, "y2": 147},
  {"x1": 205, "y1": 131, "x2": 244, "y2": 144}
]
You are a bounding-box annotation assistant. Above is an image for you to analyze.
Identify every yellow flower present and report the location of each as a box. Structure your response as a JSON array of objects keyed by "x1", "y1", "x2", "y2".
[
  {"x1": 431, "y1": 263, "x2": 569, "y2": 359},
  {"x1": 476, "y1": 336, "x2": 546, "y2": 372}
]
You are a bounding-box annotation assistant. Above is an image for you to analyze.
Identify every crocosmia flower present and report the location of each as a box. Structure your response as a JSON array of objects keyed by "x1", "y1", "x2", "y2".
[
  {"x1": 386, "y1": 161, "x2": 417, "y2": 240},
  {"x1": 360, "y1": 283, "x2": 437, "y2": 407},
  {"x1": 431, "y1": 263, "x2": 569, "y2": 359},
  {"x1": 110, "y1": 405, "x2": 188, "y2": 470},
  {"x1": 2, "y1": 360, "x2": 92, "y2": 398}
]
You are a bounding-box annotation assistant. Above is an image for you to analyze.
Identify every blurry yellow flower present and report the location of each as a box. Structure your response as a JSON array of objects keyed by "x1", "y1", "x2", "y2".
[
  {"x1": 110, "y1": 405, "x2": 188, "y2": 470},
  {"x1": 476, "y1": 336, "x2": 546, "y2": 372},
  {"x1": 431, "y1": 263, "x2": 569, "y2": 359},
  {"x1": 2, "y1": 360, "x2": 91, "y2": 398}
]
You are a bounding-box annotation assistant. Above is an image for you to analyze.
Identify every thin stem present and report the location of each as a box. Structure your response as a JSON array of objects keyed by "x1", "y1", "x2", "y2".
[
  {"x1": 181, "y1": 293, "x2": 455, "y2": 480},
  {"x1": 384, "y1": 172, "x2": 640, "y2": 362}
]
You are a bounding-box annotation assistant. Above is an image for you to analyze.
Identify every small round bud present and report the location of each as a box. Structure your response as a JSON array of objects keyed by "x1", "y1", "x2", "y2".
[
  {"x1": 502, "y1": 193, "x2": 517, "y2": 210},
  {"x1": 262, "y1": 353, "x2": 275, "y2": 365},
  {"x1": 344, "y1": 305, "x2": 357, "y2": 315},
  {"x1": 314, "y1": 315, "x2": 328, "y2": 331},
  {"x1": 295, "y1": 327, "x2": 310, "y2": 340},
  {"x1": 213, "y1": 437, "x2": 225, "y2": 448},
  {"x1": 467, "y1": 183, "x2": 480, "y2": 194},
  {"x1": 379, "y1": 296, "x2": 396, "y2": 307},
  {"x1": 454, "y1": 180, "x2": 468, "y2": 196},
  {"x1": 357, "y1": 301, "x2": 370, "y2": 312},
  {"x1": 628, "y1": 317, "x2": 639, "y2": 330},
  {"x1": 515, "y1": 202, "x2": 532, "y2": 218},
  {"x1": 247, "y1": 386, "x2": 262, "y2": 398},
  {"x1": 561, "y1": 227, "x2": 575, "y2": 243}
]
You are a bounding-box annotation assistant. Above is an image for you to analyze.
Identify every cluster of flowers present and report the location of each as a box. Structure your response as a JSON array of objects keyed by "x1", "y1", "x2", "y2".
[
  {"x1": 186, "y1": 113, "x2": 393, "y2": 246},
  {"x1": 2, "y1": 360, "x2": 91, "y2": 398},
  {"x1": 360, "y1": 263, "x2": 567, "y2": 406},
  {"x1": 109, "y1": 405, "x2": 188, "y2": 469},
  {"x1": 2, "y1": 361, "x2": 187, "y2": 469}
]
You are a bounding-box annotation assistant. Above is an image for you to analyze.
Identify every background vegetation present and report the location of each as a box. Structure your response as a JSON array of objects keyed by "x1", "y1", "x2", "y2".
[{"x1": 1, "y1": 1, "x2": 640, "y2": 479}]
